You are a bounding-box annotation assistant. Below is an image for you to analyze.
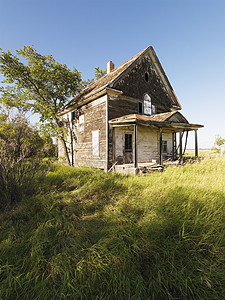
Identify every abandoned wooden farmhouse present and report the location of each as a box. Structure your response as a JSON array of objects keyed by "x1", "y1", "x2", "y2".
[{"x1": 58, "y1": 46, "x2": 203, "y2": 174}]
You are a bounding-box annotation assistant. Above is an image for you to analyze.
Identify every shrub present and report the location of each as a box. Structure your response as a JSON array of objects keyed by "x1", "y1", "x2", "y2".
[{"x1": 0, "y1": 113, "x2": 51, "y2": 209}]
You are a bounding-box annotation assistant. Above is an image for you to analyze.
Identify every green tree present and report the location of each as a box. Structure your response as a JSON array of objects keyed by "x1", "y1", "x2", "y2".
[
  {"x1": 0, "y1": 46, "x2": 83, "y2": 165},
  {"x1": 211, "y1": 134, "x2": 225, "y2": 152},
  {"x1": 94, "y1": 67, "x2": 106, "y2": 80}
]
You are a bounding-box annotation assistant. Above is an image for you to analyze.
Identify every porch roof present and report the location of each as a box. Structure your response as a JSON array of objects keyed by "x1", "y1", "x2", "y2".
[{"x1": 109, "y1": 111, "x2": 203, "y2": 131}]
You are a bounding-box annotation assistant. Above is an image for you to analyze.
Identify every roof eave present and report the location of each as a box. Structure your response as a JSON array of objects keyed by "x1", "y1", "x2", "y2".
[
  {"x1": 109, "y1": 119, "x2": 204, "y2": 130},
  {"x1": 58, "y1": 87, "x2": 123, "y2": 116},
  {"x1": 58, "y1": 86, "x2": 107, "y2": 116}
]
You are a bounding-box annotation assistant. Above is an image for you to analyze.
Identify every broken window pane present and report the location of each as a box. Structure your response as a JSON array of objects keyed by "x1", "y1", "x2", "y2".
[
  {"x1": 143, "y1": 93, "x2": 152, "y2": 115},
  {"x1": 125, "y1": 134, "x2": 132, "y2": 152}
]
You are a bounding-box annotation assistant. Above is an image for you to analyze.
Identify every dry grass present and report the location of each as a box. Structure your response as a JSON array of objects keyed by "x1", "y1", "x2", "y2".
[{"x1": 0, "y1": 155, "x2": 224, "y2": 299}]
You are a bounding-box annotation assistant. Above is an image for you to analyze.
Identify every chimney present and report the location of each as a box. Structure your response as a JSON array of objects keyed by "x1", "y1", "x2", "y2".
[{"x1": 107, "y1": 61, "x2": 114, "y2": 74}]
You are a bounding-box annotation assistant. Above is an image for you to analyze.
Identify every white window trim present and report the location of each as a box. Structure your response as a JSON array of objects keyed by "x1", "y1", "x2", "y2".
[{"x1": 92, "y1": 130, "x2": 100, "y2": 157}]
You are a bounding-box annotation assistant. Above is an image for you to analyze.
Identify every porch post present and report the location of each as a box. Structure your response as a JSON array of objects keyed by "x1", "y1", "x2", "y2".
[
  {"x1": 174, "y1": 132, "x2": 177, "y2": 160},
  {"x1": 134, "y1": 124, "x2": 138, "y2": 169},
  {"x1": 112, "y1": 127, "x2": 116, "y2": 164},
  {"x1": 172, "y1": 132, "x2": 175, "y2": 160},
  {"x1": 179, "y1": 131, "x2": 183, "y2": 163},
  {"x1": 195, "y1": 129, "x2": 198, "y2": 159},
  {"x1": 159, "y1": 127, "x2": 163, "y2": 165}
]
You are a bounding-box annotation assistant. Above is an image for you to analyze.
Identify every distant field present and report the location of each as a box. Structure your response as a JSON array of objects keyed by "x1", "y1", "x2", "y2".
[
  {"x1": 185, "y1": 149, "x2": 219, "y2": 157},
  {"x1": 0, "y1": 156, "x2": 224, "y2": 299}
]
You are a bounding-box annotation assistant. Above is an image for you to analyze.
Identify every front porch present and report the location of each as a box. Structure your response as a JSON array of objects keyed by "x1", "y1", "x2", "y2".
[{"x1": 109, "y1": 112, "x2": 203, "y2": 174}]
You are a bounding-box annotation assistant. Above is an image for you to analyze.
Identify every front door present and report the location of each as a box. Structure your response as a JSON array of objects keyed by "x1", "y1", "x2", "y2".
[{"x1": 124, "y1": 133, "x2": 133, "y2": 163}]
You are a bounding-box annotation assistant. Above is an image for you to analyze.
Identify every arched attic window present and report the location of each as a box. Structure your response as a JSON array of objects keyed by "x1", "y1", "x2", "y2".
[
  {"x1": 143, "y1": 93, "x2": 156, "y2": 115},
  {"x1": 145, "y1": 72, "x2": 149, "y2": 82},
  {"x1": 143, "y1": 93, "x2": 152, "y2": 115}
]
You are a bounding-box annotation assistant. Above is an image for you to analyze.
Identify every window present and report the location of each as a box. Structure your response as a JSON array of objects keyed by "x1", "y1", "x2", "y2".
[
  {"x1": 143, "y1": 93, "x2": 152, "y2": 115},
  {"x1": 92, "y1": 130, "x2": 99, "y2": 156},
  {"x1": 145, "y1": 72, "x2": 149, "y2": 82},
  {"x1": 125, "y1": 134, "x2": 132, "y2": 152},
  {"x1": 152, "y1": 105, "x2": 156, "y2": 114},
  {"x1": 79, "y1": 114, "x2": 84, "y2": 131},
  {"x1": 71, "y1": 111, "x2": 75, "y2": 121},
  {"x1": 162, "y1": 140, "x2": 167, "y2": 153},
  {"x1": 79, "y1": 114, "x2": 84, "y2": 124},
  {"x1": 138, "y1": 102, "x2": 143, "y2": 114}
]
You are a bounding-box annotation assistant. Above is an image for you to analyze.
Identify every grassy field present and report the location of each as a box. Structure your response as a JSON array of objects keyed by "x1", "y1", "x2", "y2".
[
  {"x1": 185, "y1": 149, "x2": 218, "y2": 158},
  {"x1": 0, "y1": 155, "x2": 224, "y2": 299}
]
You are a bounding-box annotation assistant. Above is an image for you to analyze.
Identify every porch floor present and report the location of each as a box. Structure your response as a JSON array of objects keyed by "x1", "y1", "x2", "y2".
[{"x1": 114, "y1": 160, "x2": 179, "y2": 175}]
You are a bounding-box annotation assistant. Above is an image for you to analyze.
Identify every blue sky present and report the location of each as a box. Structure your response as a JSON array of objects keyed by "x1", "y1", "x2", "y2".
[{"x1": 0, "y1": 0, "x2": 225, "y2": 148}]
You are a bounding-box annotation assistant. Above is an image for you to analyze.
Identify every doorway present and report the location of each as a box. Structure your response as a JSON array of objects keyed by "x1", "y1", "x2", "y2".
[{"x1": 124, "y1": 133, "x2": 133, "y2": 163}]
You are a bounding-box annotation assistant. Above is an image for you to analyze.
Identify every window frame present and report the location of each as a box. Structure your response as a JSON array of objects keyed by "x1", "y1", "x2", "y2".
[
  {"x1": 162, "y1": 140, "x2": 167, "y2": 153},
  {"x1": 92, "y1": 130, "x2": 100, "y2": 157},
  {"x1": 71, "y1": 111, "x2": 76, "y2": 121},
  {"x1": 143, "y1": 93, "x2": 152, "y2": 115},
  {"x1": 125, "y1": 133, "x2": 133, "y2": 153}
]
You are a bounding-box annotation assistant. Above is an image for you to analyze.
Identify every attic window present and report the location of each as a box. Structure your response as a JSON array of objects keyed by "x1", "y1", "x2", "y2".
[
  {"x1": 138, "y1": 102, "x2": 143, "y2": 114},
  {"x1": 145, "y1": 72, "x2": 149, "y2": 82},
  {"x1": 71, "y1": 111, "x2": 75, "y2": 121},
  {"x1": 143, "y1": 93, "x2": 152, "y2": 115}
]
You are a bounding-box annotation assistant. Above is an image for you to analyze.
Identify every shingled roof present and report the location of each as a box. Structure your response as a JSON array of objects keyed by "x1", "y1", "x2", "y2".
[
  {"x1": 109, "y1": 111, "x2": 203, "y2": 130},
  {"x1": 64, "y1": 47, "x2": 149, "y2": 110},
  {"x1": 109, "y1": 111, "x2": 185, "y2": 123}
]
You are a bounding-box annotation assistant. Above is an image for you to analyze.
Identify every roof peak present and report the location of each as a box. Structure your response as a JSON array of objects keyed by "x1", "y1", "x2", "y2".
[{"x1": 63, "y1": 46, "x2": 181, "y2": 111}]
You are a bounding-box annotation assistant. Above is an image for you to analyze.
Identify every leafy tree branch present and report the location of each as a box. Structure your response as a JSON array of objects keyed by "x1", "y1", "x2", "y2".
[{"x1": 0, "y1": 46, "x2": 83, "y2": 165}]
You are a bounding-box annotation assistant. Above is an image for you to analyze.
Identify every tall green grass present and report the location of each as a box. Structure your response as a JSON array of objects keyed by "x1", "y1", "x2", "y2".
[{"x1": 0, "y1": 157, "x2": 224, "y2": 299}]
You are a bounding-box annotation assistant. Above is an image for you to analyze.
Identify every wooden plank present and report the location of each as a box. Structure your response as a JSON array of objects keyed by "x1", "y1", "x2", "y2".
[
  {"x1": 172, "y1": 132, "x2": 177, "y2": 160},
  {"x1": 174, "y1": 132, "x2": 177, "y2": 160},
  {"x1": 159, "y1": 127, "x2": 163, "y2": 165},
  {"x1": 179, "y1": 131, "x2": 183, "y2": 163},
  {"x1": 172, "y1": 132, "x2": 174, "y2": 160},
  {"x1": 183, "y1": 131, "x2": 188, "y2": 155},
  {"x1": 106, "y1": 95, "x2": 109, "y2": 170},
  {"x1": 112, "y1": 127, "x2": 115, "y2": 164},
  {"x1": 195, "y1": 130, "x2": 198, "y2": 159},
  {"x1": 134, "y1": 124, "x2": 138, "y2": 168}
]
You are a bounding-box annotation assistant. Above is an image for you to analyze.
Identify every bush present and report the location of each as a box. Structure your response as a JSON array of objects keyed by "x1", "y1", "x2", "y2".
[{"x1": 0, "y1": 113, "x2": 51, "y2": 209}]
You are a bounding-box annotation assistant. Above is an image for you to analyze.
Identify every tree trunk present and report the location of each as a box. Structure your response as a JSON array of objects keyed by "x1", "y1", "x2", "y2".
[
  {"x1": 55, "y1": 117, "x2": 71, "y2": 166},
  {"x1": 58, "y1": 134, "x2": 71, "y2": 166}
]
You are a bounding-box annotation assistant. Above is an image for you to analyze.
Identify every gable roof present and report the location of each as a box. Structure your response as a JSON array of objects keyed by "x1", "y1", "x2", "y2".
[{"x1": 64, "y1": 46, "x2": 181, "y2": 111}]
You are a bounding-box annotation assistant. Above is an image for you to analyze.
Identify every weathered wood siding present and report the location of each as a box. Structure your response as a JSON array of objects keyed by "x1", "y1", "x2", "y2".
[
  {"x1": 74, "y1": 95, "x2": 107, "y2": 169},
  {"x1": 111, "y1": 53, "x2": 173, "y2": 113},
  {"x1": 58, "y1": 95, "x2": 107, "y2": 169},
  {"x1": 108, "y1": 96, "x2": 138, "y2": 120},
  {"x1": 137, "y1": 126, "x2": 159, "y2": 162}
]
